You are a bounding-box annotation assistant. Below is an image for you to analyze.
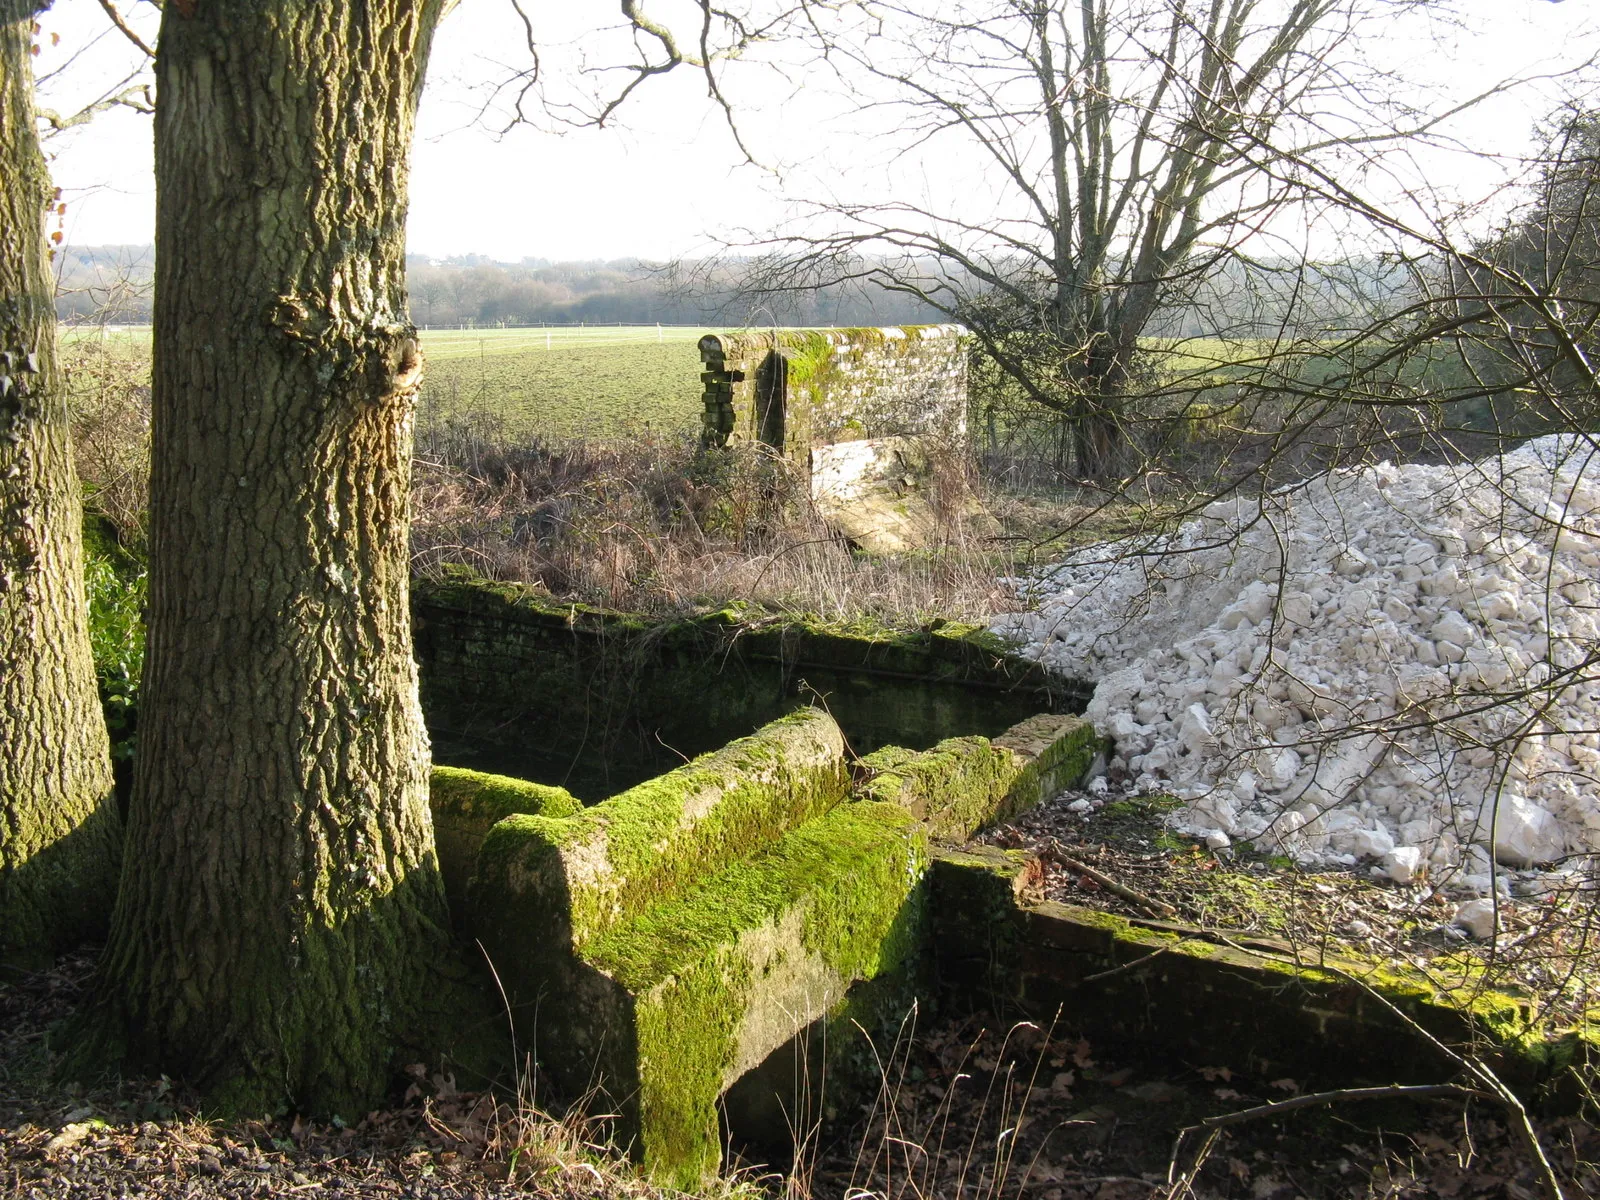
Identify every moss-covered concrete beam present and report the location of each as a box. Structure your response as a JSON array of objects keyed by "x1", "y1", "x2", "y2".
[
  {"x1": 470, "y1": 708, "x2": 849, "y2": 963},
  {"x1": 928, "y1": 847, "x2": 1599, "y2": 1109},
  {"x1": 428, "y1": 766, "x2": 579, "y2": 917},
  {"x1": 856, "y1": 713, "x2": 1105, "y2": 840},
  {"x1": 572, "y1": 801, "x2": 930, "y2": 1188}
]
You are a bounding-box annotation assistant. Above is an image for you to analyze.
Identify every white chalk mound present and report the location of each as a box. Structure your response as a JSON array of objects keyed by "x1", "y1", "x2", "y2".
[{"x1": 991, "y1": 435, "x2": 1600, "y2": 889}]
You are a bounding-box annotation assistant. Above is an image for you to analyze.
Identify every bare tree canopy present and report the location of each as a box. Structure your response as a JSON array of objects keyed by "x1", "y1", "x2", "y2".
[{"x1": 723, "y1": 0, "x2": 1536, "y2": 482}]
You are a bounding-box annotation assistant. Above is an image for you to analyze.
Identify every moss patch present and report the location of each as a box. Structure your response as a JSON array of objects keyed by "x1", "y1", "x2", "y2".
[
  {"x1": 581, "y1": 801, "x2": 930, "y2": 1188},
  {"x1": 427, "y1": 766, "x2": 579, "y2": 918},
  {"x1": 931, "y1": 847, "x2": 1600, "y2": 1109},
  {"x1": 857, "y1": 714, "x2": 1103, "y2": 840},
  {"x1": 470, "y1": 708, "x2": 849, "y2": 968}
]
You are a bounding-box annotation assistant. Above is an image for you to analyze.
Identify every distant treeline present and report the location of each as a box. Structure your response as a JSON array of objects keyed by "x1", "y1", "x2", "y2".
[
  {"x1": 55, "y1": 245, "x2": 1413, "y2": 337},
  {"x1": 407, "y1": 255, "x2": 942, "y2": 327},
  {"x1": 52, "y1": 246, "x2": 942, "y2": 328}
]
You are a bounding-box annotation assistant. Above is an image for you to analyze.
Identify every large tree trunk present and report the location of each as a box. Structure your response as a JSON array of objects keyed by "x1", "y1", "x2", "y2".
[
  {"x1": 99, "y1": 0, "x2": 451, "y2": 1115},
  {"x1": 0, "y1": 1, "x2": 122, "y2": 966}
]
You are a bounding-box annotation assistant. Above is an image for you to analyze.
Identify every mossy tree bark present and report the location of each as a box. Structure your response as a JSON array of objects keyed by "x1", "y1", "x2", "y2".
[
  {"x1": 98, "y1": 0, "x2": 452, "y2": 1115},
  {"x1": 0, "y1": 0, "x2": 123, "y2": 967}
]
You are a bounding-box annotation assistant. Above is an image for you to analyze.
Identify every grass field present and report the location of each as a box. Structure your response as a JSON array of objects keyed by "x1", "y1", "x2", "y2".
[
  {"x1": 64, "y1": 324, "x2": 1472, "y2": 445},
  {"x1": 420, "y1": 327, "x2": 709, "y2": 438},
  {"x1": 63, "y1": 324, "x2": 720, "y2": 439}
]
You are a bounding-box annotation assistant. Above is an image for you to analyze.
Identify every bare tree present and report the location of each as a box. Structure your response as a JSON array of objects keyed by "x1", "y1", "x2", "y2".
[
  {"x1": 1455, "y1": 104, "x2": 1600, "y2": 429},
  {"x1": 725, "y1": 0, "x2": 1504, "y2": 483}
]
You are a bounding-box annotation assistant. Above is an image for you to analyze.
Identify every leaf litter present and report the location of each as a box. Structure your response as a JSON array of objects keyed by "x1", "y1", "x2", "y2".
[
  {"x1": 979, "y1": 786, "x2": 1600, "y2": 1033},
  {"x1": 5, "y1": 949, "x2": 1599, "y2": 1198}
]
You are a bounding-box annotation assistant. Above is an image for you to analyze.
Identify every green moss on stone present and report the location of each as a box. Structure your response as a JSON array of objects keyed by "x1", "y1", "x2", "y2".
[
  {"x1": 471, "y1": 708, "x2": 849, "y2": 964},
  {"x1": 934, "y1": 849, "x2": 1599, "y2": 1105},
  {"x1": 582, "y1": 800, "x2": 929, "y2": 1188},
  {"x1": 428, "y1": 766, "x2": 579, "y2": 916},
  {"x1": 859, "y1": 736, "x2": 1013, "y2": 839},
  {"x1": 858, "y1": 714, "x2": 1102, "y2": 840}
]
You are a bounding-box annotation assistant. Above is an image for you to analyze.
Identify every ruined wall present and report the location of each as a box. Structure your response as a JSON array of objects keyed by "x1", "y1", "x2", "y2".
[
  {"x1": 698, "y1": 325, "x2": 969, "y2": 462},
  {"x1": 412, "y1": 566, "x2": 1077, "y2": 800}
]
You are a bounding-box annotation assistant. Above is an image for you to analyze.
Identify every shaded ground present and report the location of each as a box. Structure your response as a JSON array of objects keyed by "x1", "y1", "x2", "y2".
[
  {"x1": 798, "y1": 1010, "x2": 1600, "y2": 1200},
  {"x1": 6, "y1": 945, "x2": 1598, "y2": 1198},
  {"x1": 0, "y1": 953, "x2": 649, "y2": 1200}
]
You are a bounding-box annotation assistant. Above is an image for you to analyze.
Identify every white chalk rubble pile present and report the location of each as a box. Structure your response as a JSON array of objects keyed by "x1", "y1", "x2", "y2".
[{"x1": 992, "y1": 435, "x2": 1600, "y2": 892}]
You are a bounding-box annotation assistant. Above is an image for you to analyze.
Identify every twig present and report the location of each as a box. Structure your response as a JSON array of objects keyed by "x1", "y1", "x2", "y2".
[
  {"x1": 1166, "y1": 1083, "x2": 1487, "y2": 1199},
  {"x1": 744, "y1": 535, "x2": 842, "y2": 602},
  {"x1": 37, "y1": 84, "x2": 153, "y2": 133},
  {"x1": 96, "y1": 0, "x2": 155, "y2": 59},
  {"x1": 1081, "y1": 939, "x2": 1195, "y2": 982},
  {"x1": 1325, "y1": 964, "x2": 1569, "y2": 1200},
  {"x1": 1196, "y1": 1082, "x2": 1487, "y2": 1129},
  {"x1": 1049, "y1": 850, "x2": 1178, "y2": 918}
]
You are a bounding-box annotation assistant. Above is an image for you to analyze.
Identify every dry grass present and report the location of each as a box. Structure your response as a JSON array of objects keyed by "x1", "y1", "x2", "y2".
[
  {"x1": 411, "y1": 411, "x2": 1022, "y2": 627},
  {"x1": 61, "y1": 337, "x2": 151, "y2": 549},
  {"x1": 54, "y1": 336, "x2": 1166, "y2": 632}
]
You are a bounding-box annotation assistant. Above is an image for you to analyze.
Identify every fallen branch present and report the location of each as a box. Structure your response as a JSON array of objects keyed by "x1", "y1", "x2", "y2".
[
  {"x1": 1325, "y1": 964, "x2": 1569, "y2": 1200},
  {"x1": 1166, "y1": 1083, "x2": 1488, "y2": 1200},
  {"x1": 1050, "y1": 850, "x2": 1178, "y2": 918},
  {"x1": 1081, "y1": 940, "x2": 1196, "y2": 982}
]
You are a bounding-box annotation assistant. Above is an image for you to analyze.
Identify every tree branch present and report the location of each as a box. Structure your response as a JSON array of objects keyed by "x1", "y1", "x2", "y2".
[
  {"x1": 96, "y1": 0, "x2": 155, "y2": 60},
  {"x1": 37, "y1": 83, "x2": 153, "y2": 136}
]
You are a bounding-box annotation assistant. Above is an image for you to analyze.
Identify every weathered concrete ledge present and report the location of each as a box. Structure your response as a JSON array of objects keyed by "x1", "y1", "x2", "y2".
[
  {"x1": 931, "y1": 845, "x2": 1596, "y2": 1108},
  {"x1": 578, "y1": 802, "x2": 928, "y2": 1188},
  {"x1": 857, "y1": 713, "x2": 1106, "y2": 841},
  {"x1": 428, "y1": 766, "x2": 579, "y2": 914},
  {"x1": 471, "y1": 708, "x2": 848, "y2": 960},
  {"x1": 415, "y1": 565, "x2": 1064, "y2": 694},
  {"x1": 451, "y1": 705, "x2": 1102, "y2": 1183},
  {"x1": 463, "y1": 710, "x2": 929, "y2": 1187}
]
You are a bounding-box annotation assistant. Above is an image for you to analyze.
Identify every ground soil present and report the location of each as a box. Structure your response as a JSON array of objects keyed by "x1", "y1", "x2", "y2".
[
  {"x1": 0, "y1": 952, "x2": 632, "y2": 1200},
  {"x1": 796, "y1": 1009, "x2": 1600, "y2": 1200},
  {"x1": 8, "y1": 946, "x2": 1598, "y2": 1199}
]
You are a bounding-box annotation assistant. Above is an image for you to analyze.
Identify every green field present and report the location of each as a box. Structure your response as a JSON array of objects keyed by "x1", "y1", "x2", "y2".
[
  {"x1": 420, "y1": 327, "x2": 708, "y2": 439},
  {"x1": 65, "y1": 324, "x2": 1475, "y2": 445},
  {"x1": 63, "y1": 324, "x2": 721, "y2": 440}
]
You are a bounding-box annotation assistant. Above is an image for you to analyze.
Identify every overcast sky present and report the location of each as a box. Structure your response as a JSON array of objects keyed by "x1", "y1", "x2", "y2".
[{"x1": 32, "y1": 0, "x2": 1600, "y2": 263}]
